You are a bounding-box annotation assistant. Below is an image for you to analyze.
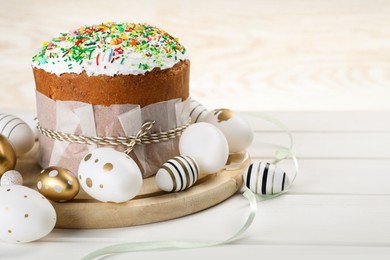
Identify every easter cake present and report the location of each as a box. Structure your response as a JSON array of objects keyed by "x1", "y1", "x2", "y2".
[
  {"x1": 32, "y1": 22, "x2": 191, "y2": 178},
  {"x1": 32, "y1": 22, "x2": 189, "y2": 107}
]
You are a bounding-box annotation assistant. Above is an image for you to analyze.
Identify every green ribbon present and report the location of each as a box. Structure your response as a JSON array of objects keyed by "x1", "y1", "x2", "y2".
[
  {"x1": 81, "y1": 111, "x2": 299, "y2": 260},
  {"x1": 81, "y1": 189, "x2": 257, "y2": 260}
]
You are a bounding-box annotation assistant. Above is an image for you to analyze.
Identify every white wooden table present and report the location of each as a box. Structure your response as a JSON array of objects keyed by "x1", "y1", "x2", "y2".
[{"x1": 1, "y1": 109, "x2": 389, "y2": 260}]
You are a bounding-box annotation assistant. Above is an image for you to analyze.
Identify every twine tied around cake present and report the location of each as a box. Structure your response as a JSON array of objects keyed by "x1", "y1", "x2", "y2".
[{"x1": 37, "y1": 118, "x2": 191, "y2": 154}]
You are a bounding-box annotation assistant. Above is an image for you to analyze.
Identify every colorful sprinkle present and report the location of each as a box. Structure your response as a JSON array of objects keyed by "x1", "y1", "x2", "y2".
[
  {"x1": 96, "y1": 53, "x2": 100, "y2": 66},
  {"x1": 32, "y1": 22, "x2": 187, "y2": 75}
]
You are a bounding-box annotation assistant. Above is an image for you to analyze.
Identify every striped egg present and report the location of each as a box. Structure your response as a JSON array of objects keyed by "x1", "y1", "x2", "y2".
[
  {"x1": 156, "y1": 155, "x2": 199, "y2": 192},
  {"x1": 189, "y1": 99, "x2": 208, "y2": 124},
  {"x1": 0, "y1": 114, "x2": 34, "y2": 155},
  {"x1": 243, "y1": 162, "x2": 289, "y2": 195}
]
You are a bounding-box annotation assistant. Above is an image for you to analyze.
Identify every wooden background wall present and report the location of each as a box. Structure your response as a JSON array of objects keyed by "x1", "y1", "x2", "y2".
[{"x1": 1, "y1": 0, "x2": 389, "y2": 111}]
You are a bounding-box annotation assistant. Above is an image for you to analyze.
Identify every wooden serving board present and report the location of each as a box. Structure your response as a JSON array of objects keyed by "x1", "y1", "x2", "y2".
[{"x1": 19, "y1": 146, "x2": 250, "y2": 229}]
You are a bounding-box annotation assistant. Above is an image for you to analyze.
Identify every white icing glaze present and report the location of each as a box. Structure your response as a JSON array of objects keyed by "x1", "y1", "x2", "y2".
[{"x1": 32, "y1": 22, "x2": 188, "y2": 76}]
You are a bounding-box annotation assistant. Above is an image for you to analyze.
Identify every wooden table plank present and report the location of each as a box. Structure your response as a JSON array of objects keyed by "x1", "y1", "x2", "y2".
[
  {"x1": 3, "y1": 242, "x2": 390, "y2": 260},
  {"x1": 245, "y1": 111, "x2": 390, "y2": 132},
  {"x1": 273, "y1": 159, "x2": 390, "y2": 195},
  {"x1": 30, "y1": 192, "x2": 389, "y2": 245},
  {"x1": 244, "y1": 194, "x2": 390, "y2": 246},
  {"x1": 249, "y1": 132, "x2": 390, "y2": 158}
]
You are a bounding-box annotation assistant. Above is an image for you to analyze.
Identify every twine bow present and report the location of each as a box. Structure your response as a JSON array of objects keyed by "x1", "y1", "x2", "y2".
[{"x1": 123, "y1": 121, "x2": 155, "y2": 154}]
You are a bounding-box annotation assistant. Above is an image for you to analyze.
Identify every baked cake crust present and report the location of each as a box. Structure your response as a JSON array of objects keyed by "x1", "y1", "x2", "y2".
[{"x1": 33, "y1": 59, "x2": 190, "y2": 107}]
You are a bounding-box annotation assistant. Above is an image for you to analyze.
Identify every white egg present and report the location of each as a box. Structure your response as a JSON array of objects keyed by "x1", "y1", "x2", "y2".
[
  {"x1": 0, "y1": 113, "x2": 35, "y2": 155},
  {"x1": 189, "y1": 99, "x2": 208, "y2": 124},
  {"x1": 179, "y1": 122, "x2": 229, "y2": 174},
  {"x1": 0, "y1": 185, "x2": 56, "y2": 243},
  {"x1": 200, "y1": 109, "x2": 254, "y2": 153},
  {"x1": 156, "y1": 155, "x2": 199, "y2": 192},
  {"x1": 1, "y1": 170, "x2": 23, "y2": 186},
  {"x1": 78, "y1": 148, "x2": 143, "y2": 203},
  {"x1": 243, "y1": 162, "x2": 290, "y2": 195}
]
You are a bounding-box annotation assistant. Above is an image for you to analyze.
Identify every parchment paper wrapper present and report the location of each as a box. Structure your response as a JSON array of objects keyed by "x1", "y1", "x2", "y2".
[{"x1": 35, "y1": 91, "x2": 191, "y2": 178}]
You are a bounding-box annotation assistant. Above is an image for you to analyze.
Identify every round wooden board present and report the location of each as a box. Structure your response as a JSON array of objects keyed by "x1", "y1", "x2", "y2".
[{"x1": 19, "y1": 147, "x2": 250, "y2": 229}]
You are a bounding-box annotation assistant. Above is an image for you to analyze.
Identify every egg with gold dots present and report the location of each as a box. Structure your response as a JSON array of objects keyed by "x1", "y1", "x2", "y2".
[
  {"x1": 0, "y1": 134, "x2": 16, "y2": 177},
  {"x1": 78, "y1": 148, "x2": 143, "y2": 203},
  {"x1": 36, "y1": 166, "x2": 80, "y2": 202},
  {"x1": 200, "y1": 108, "x2": 254, "y2": 153},
  {"x1": 0, "y1": 185, "x2": 56, "y2": 243}
]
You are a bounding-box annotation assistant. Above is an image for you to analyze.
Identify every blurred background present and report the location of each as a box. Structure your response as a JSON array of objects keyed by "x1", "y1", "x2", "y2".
[{"x1": 1, "y1": 0, "x2": 389, "y2": 111}]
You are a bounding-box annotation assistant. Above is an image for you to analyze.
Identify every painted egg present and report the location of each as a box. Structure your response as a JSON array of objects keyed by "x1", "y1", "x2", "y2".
[
  {"x1": 0, "y1": 185, "x2": 56, "y2": 243},
  {"x1": 243, "y1": 162, "x2": 290, "y2": 195},
  {"x1": 36, "y1": 166, "x2": 80, "y2": 202},
  {"x1": 78, "y1": 148, "x2": 143, "y2": 203},
  {"x1": 1, "y1": 170, "x2": 23, "y2": 186},
  {"x1": 179, "y1": 122, "x2": 229, "y2": 174},
  {"x1": 156, "y1": 155, "x2": 199, "y2": 192},
  {"x1": 200, "y1": 108, "x2": 254, "y2": 153},
  {"x1": 0, "y1": 134, "x2": 16, "y2": 177},
  {"x1": 0, "y1": 113, "x2": 35, "y2": 155},
  {"x1": 189, "y1": 99, "x2": 208, "y2": 124}
]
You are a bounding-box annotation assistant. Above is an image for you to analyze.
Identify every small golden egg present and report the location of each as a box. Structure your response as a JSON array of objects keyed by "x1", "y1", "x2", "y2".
[
  {"x1": 36, "y1": 166, "x2": 80, "y2": 202},
  {"x1": 0, "y1": 134, "x2": 16, "y2": 177}
]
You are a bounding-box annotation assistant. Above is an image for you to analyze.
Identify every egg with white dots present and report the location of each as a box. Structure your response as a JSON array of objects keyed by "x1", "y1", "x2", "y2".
[
  {"x1": 243, "y1": 162, "x2": 289, "y2": 195},
  {"x1": 78, "y1": 148, "x2": 143, "y2": 203},
  {"x1": 199, "y1": 108, "x2": 254, "y2": 153},
  {"x1": 156, "y1": 155, "x2": 199, "y2": 192},
  {"x1": 189, "y1": 99, "x2": 208, "y2": 124},
  {"x1": 1, "y1": 170, "x2": 23, "y2": 186},
  {"x1": 0, "y1": 113, "x2": 35, "y2": 155},
  {"x1": 36, "y1": 166, "x2": 80, "y2": 202},
  {"x1": 0, "y1": 185, "x2": 56, "y2": 243},
  {"x1": 179, "y1": 122, "x2": 229, "y2": 174}
]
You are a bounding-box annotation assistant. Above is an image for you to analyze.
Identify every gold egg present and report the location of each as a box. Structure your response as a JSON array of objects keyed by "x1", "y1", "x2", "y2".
[
  {"x1": 36, "y1": 166, "x2": 80, "y2": 202},
  {"x1": 0, "y1": 134, "x2": 16, "y2": 177}
]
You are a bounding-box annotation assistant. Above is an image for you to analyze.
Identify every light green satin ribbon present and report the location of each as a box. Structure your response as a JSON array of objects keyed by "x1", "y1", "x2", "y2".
[
  {"x1": 81, "y1": 111, "x2": 299, "y2": 260},
  {"x1": 81, "y1": 189, "x2": 257, "y2": 260}
]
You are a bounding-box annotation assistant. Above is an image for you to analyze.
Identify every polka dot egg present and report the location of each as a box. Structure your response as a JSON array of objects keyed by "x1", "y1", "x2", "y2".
[
  {"x1": 78, "y1": 148, "x2": 143, "y2": 203},
  {"x1": 36, "y1": 166, "x2": 80, "y2": 202},
  {"x1": 0, "y1": 185, "x2": 56, "y2": 243}
]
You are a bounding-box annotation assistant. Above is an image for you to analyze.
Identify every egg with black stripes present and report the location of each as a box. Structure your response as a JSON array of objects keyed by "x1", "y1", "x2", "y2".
[
  {"x1": 189, "y1": 99, "x2": 208, "y2": 124},
  {"x1": 0, "y1": 113, "x2": 35, "y2": 155},
  {"x1": 243, "y1": 162, "x2": 289, "y2": 195},
  {"x1": 156, "y1": 155, "x2": 199, "y2": 192}
]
